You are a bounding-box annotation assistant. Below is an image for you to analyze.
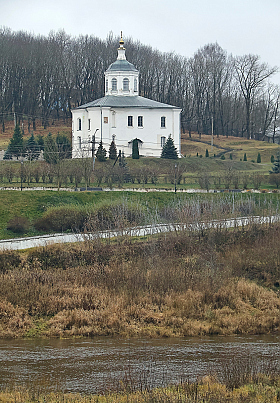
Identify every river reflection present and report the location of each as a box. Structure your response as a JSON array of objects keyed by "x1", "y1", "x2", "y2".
[{"x1": 0, "y1": 335, "x2": 279, "y2": 393}]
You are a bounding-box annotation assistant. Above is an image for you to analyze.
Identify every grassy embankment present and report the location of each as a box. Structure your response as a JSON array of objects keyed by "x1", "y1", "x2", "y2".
[
  {"x1": 182, "y1": 132, "x2": 279, "y2": 163},
  {"x1": 2, "y1": 375, "x2": 280, "y2": 402},
  {"x1": 0, "y1": 190, "x2": 279, "y2": 239}
]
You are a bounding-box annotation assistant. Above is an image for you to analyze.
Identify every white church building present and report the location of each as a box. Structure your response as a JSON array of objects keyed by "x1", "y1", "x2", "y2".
[{"x1": 72, "y1": 35, "x2": 181, "y2": 158}]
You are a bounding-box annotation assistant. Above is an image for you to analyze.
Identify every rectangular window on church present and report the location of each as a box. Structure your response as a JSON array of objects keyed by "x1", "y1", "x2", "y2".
[
  {"x1": 161, "y1": 116, "x2": 166, "y2": 128},
  {"x1": 138, "y1": 116, "x2": 143, "y2": 127},
  {"x1": 128, "y1": 116, "x2": 133, "y2": 127},
  {"x1": 88, "y1": 119, "x2": 91, "y2": 131},
  {"x1": 161, "y1": 136, "x2": 166, "y2": 147}
]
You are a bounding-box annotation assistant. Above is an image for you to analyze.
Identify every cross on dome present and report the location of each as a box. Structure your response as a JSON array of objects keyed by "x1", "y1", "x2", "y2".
[
  {"x1": 117, "y1": 31, "x2": 126, "y2": 60},
  {"x1": 119, "y1": 31, "x2": 124, "y2": 47}
]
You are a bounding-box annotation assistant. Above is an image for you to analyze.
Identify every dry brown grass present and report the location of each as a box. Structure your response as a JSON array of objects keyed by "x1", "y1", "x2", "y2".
[
  {"x1": 0, "y1": 119, "x2": 71, "y2": 149},
  {"x1": 1, "y1": 223, "x2": 280, "y2": 338},
  {"x1": 181, "y1": 132, "x2": 279, "y2": 163},
  {"x1": 1, "y1": 375, "x2": 280, "y2": 402}
]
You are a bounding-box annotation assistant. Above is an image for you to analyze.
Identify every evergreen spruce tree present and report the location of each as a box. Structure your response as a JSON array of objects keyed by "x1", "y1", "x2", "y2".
[
  {"x1": 257, "y1": 152, "x2": 261, "y2": 163},
  {"x1": 270, "y1": 152, "x2": 280, "y2": 174},
  {"x1": 37, "y1": 134, "x2": 44, "y2": 151},
  {"x1": 25, "y1": 132, "x2": 40, "y2": 161},
  {"x1": 243, "y1": 153, "x2": 247, "y2": 161},
  {"x1": 132, "y1": 138, "x2": 140, "y2": 159},
  {"x1": 96, "y1": 141, "x2": 107, "y2": 162},
  {"x1": 7, "y1": 124, "x2": 23, "y2": 159},
  {"x1": 205, "y1": 149, "x2": 209, "y2": 157},
  {"x1": 271, "y1": 155, "x2": 275, "y2": 163},
  {"x1": 109, "y1": 139, "x2": 117, "y2": 160},
  {"x1": 161, "y1": 135, "x2": 178, "y2": 159}
]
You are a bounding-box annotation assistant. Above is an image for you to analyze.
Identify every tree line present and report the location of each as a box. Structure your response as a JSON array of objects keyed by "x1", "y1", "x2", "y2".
[{"x1": 0, "y1": 28, "x2": 279, "y2": 140}]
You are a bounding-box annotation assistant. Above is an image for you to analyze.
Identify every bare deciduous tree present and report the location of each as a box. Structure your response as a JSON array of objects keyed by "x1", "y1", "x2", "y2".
[{"x1": 234, "y1": 54, "x2": 278, "y2": 139}]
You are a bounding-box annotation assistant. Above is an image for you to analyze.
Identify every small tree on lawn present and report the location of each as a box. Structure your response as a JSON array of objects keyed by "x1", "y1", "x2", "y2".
[
  {"x1": 270, "y1": 152, "x2": 280, "y2": 174},
  {"x1": 161, "y1": 135, "x2": 178, "y2": 159},
  {"x1": 25, "y1": 132, "x2": 40, "y2": 161},
  {"x1": 44, "y1": 133, "x2": 59, "y2": 164},
  {"x1": 109, "y1": 139, "x2": 117, "y2": 160},
  {"x1": 56, "y1": 133, "x2": 72, "y2": 160},
  {"x1": 205, "y1": 149, "x2": 209, "y2": 157},
  {"x1": 243, "y1": 153, "x2": 247, "y2": 161},
  {"x1": 132, "y1": 138, "x2": 140, "y2": 159},
  {"x1": 257, "y1": 152, "x2": 261, "y2": 163},
  {"x1": 96, "y1": 141, "x2": 107, "y2": 162},
  {"x1": 117, "y1": 150, "x2": 130, "y2": 183},
  {"x1": 269, "y1": 174, "x2": 280, "y2": 188},
  {"x1": 7, "y1": 124, "x2": 23, "y2": 159}
]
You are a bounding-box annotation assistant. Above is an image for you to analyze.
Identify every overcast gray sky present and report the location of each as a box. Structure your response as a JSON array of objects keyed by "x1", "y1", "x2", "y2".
[{"x1": 1, "y1": 0, "x2": 280, "y2": 84}]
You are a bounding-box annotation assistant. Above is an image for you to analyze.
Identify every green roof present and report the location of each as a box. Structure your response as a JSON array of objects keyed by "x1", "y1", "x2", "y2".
[{"x1": 106, "y1": 59, "x2": 138, "y2": 72}]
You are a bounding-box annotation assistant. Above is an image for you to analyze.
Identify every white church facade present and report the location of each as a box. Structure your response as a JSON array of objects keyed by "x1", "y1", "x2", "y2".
[{"x1": 72, "y1": 35, "x2": 181, "y2": 158}]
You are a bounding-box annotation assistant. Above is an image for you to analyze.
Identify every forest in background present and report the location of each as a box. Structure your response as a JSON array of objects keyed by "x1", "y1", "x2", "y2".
[{"x1": 0, "y1": 28, "x2": 279, "y2": 141}]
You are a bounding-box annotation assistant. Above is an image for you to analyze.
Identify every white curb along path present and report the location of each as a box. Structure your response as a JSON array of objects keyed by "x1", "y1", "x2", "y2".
[{"x1": 0, "y1": 215, "x2": 279, "y2": 251}]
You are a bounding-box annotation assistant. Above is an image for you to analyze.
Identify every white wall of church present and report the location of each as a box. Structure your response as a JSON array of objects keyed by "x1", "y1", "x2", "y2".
[{"x1": 72, "y1": 107, "x2": 181, "y2": 158}]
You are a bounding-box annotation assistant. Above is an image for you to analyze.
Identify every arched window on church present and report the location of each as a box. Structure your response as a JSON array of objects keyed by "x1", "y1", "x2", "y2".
[
  {"x1": 123, "y1": 78, "x2": 129, "y2": 91},
  {"x1": 112, "y1": 78, "x2": 117, "y2": 91},
  {"x1": 134, "y1": 78, "x2": 137, "y2": 92},
  {"x1": 106, "y1": 79, "x2": 108, "y2": 93}
]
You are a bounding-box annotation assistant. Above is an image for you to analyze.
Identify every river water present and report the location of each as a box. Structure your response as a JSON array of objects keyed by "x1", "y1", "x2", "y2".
[{"x1": 0, "y1": 335, "x2": 279, "y2": 394}]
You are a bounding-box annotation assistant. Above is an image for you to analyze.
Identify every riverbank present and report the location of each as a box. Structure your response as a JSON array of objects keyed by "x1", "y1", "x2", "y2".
[
  {"x1": 1, "y1": 222, "x2": 280, "y2": 338},
  {"x1": 1, "y1": 375, "x2": 280, "y2": 402}
]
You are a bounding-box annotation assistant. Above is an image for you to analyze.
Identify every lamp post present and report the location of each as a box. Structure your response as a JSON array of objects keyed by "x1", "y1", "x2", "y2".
[
  {"x1": 211, "y1": 116, "x2": 214, "y2": 154},
  {"x1": 20, "y1": 159, "x2": 23, "y2": 191},
  {"x1": 174, "y1": 163, "x2": 177, "y2": 194},
  {"x1": 90, "y1": 128, "x2": 99, "y2": 171}
]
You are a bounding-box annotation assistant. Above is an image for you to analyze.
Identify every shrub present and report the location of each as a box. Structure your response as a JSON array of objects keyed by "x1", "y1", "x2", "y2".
[
  {"x1": 269, "y1": 173, "x2": 280, "y2": 188},
  {"x1": 85, "y1": 202, "x2": 146, "y2": 231},
  {"x1": 34, "y1": 206, "x2": 85, "y2": 232},
  {"x1": 198, "y1": 173, "x2": 211, "y2": 191},
  {"x1": 221, "y1": 154, "x2": 225, "y2": 160},
  {"x1": 6, "y1": 216, "x2": 29, "y2": 234},
  {"x1": 251, "y1": 173, "x2": 263, "y2": 190},
  {"x1": 0, "y1": 250, "x2": 21, "y2": 272}
]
